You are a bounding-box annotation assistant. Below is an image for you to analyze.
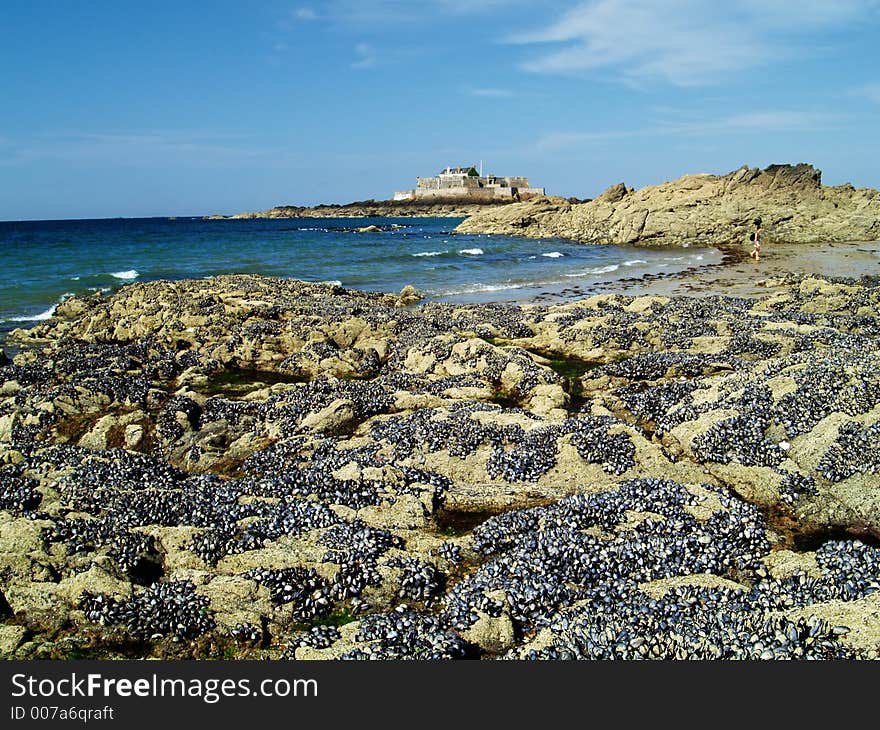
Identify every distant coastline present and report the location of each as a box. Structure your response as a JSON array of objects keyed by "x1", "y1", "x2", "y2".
[{"x1": 205, "y1": 195, "x2": 556, "y2": 221}]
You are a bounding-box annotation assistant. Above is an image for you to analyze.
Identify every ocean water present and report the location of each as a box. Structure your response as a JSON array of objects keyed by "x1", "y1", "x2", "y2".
[{"x1": 0, "y1": 216, "x2": 720, "y2": 338}]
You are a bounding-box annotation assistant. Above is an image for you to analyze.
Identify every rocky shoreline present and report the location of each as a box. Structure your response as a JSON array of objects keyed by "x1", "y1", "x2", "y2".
[
  {"x1": 455, "y1": 163, "x2": 880, "y2": 247},
  {"x1": 207, "y1": 198, "x2": 523, "y2": 220},
  {"x1": 1, "y1": 272, "x2": 879, "y2": 660}
]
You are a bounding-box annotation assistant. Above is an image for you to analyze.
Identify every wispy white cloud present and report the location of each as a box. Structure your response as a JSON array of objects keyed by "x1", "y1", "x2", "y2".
[
  {"x1": 277, "y1": 6, "x2": 322, "y2": 29},
  {"x1": 716, "y1": 111, "x2": 836, "y2": 130},
  {"x1": 434, "y1": 0, "x2": 523, "y2": 13},
  {"x1": 850, "y1": 82, "x2": 880, "y2": 103},
  {"x1": 510, "y1": 1, "x2": 758, "y2": 86},
  {"x1": 510, "y1": 0, "x2": 879, "y2": 86},
  {"x1": 286, "y1": 0, "x2": 525, "y2": 27},
  {"x1": 536, "y1": 109, "x2": 840, "y2": 150},
  {"x1": 469, "y1": 87, "x2": 514, "y2": 98},
  {"x1": 536, "y1": 129, "x2": 642, "y2": 151},
  {"x1": 293, "y1": 7, "x2": 318, "y2": 21},
  {"x1": 736, "y1": 0, "x2": 879, "y2": 27},
  {"x1": 351, "y1": 42, "x2": 377, "y2": 69}
]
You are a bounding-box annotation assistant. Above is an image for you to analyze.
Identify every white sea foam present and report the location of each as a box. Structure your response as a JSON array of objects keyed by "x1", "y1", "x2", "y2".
[
  {"x1": 111, "y1": 269, "x2": 139, "y2": 280},
  {"x1": 70, "y1": 276, "x2": 81, "y2": 281},
  {"x1": 458, "y1": 248, "x2": 484, "y2": 255},
  {"x1": 318, "y1": 280, "x2": 343, "y2": 287},
  {"x1": 440, "y1": 282, "x2": 524, "y2": 295},
  {"x1": 3, "y1": 290, "x2": 80, "y2": 323},
  {"x1": 412, "y1": 250, "x2": 447, "y2": 257},
  {"x1": 623, "y1": 259, "x2": 648, "y2": 267},
  {"x1": 565, "y1": 264, "x2": 620, "y2": 277},
  {"x1": 6, "y1": 304, "x2": 57, "y2": 322},
  {"x1": 541, "y1": 252, "x2": 564, "y2": 258}
]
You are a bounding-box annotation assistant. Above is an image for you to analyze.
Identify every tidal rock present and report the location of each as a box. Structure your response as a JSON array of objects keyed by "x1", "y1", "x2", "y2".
[
  {"x1": 397, "y1": 285, "x2": 423, "y2": 307},
  {"x1": 456, "y1": 163, "x2": 880, "y2": 246},
  {"x1": 299, "y1": 398, "x2": 357, "y2": 434},
  {"x1": 0, "y1": 624, "x2": 27, "y2": 658},
  {"x1": 460, "y1": 590, "x2": 516, "y2": 653},
  {"x1": 2, "y1": 272, "x2": 879, "y2": 659}
]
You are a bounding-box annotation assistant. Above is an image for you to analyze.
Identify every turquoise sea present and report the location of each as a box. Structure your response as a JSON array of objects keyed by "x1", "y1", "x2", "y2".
[{"x1": 0, "y1": 216, "x2": 720, "y2": 339}]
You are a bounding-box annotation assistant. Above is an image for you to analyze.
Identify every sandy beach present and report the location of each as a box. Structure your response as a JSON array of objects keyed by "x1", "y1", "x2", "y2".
[{"x1": 521, "y1": 239, "x2": 880, "y2": 303}]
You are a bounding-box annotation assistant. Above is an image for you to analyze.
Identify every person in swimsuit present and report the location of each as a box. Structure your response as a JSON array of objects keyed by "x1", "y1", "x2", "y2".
[{"x1": 750, "y1": 217, "x2": 763, "y2": 261}]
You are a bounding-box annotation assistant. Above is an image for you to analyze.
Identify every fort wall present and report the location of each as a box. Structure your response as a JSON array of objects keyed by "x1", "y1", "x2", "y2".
[{"x1": 396, "y1": 167, "x2": 544, "y2": 201}]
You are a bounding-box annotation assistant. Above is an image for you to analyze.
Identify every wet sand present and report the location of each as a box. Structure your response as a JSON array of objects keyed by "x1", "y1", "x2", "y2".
[{"x1": 525, "y1": 240, "x2": 880, "y2": 304}]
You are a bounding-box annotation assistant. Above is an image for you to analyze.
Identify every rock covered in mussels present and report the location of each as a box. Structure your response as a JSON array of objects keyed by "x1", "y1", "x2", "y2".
[{"x1": 1, "y1": 272, "x2": 879, "y2": 659}]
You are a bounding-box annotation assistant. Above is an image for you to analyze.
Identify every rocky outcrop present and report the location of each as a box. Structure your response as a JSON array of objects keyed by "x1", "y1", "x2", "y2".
[
  {"x1": 455, "y1": 164, "x2": 880, "y2": 246},
  {"x1": 2, "y1": 273, "x2": 879, "y2": 660}
]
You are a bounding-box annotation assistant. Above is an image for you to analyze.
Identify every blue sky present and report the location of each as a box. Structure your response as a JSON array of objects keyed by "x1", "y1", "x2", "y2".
[{"x1": 2, "y1": 0, "x2": 879, "y2": 219}]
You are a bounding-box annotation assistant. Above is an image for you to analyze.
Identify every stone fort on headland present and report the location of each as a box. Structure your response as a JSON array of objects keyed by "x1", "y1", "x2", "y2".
[{"x1": 393, "y1": 165, "x2": 545, "y2": 201}]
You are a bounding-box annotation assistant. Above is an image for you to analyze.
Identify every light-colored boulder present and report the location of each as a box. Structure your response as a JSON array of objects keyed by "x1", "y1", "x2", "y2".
[
  {"x1": 460, "y1": 590, "x2": 516, "y2": 653},
  {"x1": 300, "y1": 398, "x2": 357, "y2": 434},
  {"x1": 0, "y1": 625, "x2": 28, "y2": 657}
]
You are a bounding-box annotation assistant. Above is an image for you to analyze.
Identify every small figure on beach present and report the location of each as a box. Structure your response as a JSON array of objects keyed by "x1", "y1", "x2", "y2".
[{"x1": 749, "y1": 218, "x2": 763, "y2": 261}]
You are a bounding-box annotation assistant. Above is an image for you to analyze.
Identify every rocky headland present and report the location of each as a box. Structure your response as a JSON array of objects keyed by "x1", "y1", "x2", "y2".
[
  {"x1": 455, "y1": 164, "x2": 880, "y2": 247},
  {"x1": 1, "y1": 273, "x2": 879, "y2": 660},
  {"x1": 208, "y1": 198, "x2": 524, "y2": 221}
]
